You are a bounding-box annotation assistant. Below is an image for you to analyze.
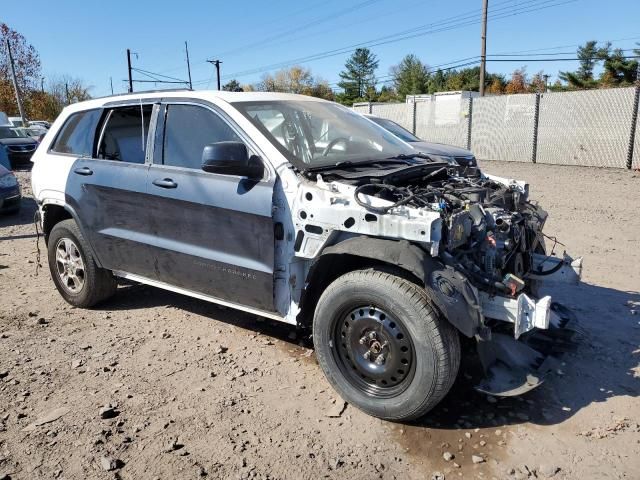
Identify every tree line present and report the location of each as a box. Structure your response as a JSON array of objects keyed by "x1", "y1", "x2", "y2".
[{"x1": 225, "y1": 42, "x2": 640, "y2": 106}]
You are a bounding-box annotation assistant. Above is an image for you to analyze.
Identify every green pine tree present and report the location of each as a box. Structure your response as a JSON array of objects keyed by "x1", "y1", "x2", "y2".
[
  {"x1": 391, "y1": 54, "x2": 430, "y2": 99},
  {"x1": 338, "y1": 48, "x2": 379, "y2": 103}
]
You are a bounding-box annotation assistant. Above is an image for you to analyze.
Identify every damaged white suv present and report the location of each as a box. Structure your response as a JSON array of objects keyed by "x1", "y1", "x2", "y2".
[{"x1": 31, "y1": 91, "x2": 583, "y2": 421}]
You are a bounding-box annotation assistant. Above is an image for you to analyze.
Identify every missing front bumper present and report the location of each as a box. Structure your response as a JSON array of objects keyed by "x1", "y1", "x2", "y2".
[{"x1": 475, "y1": 302, "x2": 585, "y2": 396}]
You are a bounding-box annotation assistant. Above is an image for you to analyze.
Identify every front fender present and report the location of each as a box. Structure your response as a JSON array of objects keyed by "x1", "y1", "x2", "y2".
[{"x1": 318, "y1": 236, "x2": 483, "y2": 337}]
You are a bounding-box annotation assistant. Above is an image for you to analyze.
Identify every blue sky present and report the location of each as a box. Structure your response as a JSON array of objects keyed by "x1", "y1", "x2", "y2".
[{"x1": 3, "y1": 0, "x2": 639, "y2": 97}]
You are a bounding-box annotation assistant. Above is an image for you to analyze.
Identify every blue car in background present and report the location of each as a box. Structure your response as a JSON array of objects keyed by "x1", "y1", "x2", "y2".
[
  {"x1": 0, "y1": 162, "x2": 21, "y2": 214},
  {"x1": 0, "y1": 145, "x2": 10, "y2": 170}
]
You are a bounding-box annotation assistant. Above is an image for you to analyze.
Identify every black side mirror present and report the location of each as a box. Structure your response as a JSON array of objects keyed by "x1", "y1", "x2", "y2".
[{"x1": 201, "y1": 141, "x2": 263, "y2": 178}]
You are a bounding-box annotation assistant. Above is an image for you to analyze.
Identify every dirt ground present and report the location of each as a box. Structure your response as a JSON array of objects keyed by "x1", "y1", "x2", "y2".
[{"x1": 0, "y1": 161, "x2": 638, "y2": 480}]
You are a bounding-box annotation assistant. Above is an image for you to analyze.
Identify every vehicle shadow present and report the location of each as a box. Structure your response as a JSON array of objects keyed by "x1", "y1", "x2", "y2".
[
  {"x1": 98, "y1": 280, "x2": 639, "y2": 430},
  {"x1": 410, "y1": 281, "x2": 639, "y2": 431},
  {"x1": 101, "y1": 282, "x2": 300, "y2": 343},
  {"x1": 0, "y1": 196, "x2": 38, "y2": 231}
]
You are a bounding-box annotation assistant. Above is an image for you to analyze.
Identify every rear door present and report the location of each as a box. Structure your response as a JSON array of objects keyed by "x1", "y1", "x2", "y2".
[
  {"x1": 145, "y1": 101, "x2": 276, "y2": 311},
  {"x1": 64, "y1": 102, "x2": 158, "y2": 278}
]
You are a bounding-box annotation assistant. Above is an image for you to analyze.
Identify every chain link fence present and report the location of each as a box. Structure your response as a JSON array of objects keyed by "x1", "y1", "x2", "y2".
[
  {"x1": 371, "y1": 103, "x2": 413, "y2": 131},
  {"x1": 537, "y1": 88, "x2": 636, "y2": 168},
  {"x1": 354, "y1": 86, "x2": 640, "y2": 169},
  {"x1": 471, "y1": 94, "x2": 537, "y2": 163},
  {"x1": 415, "y1": 97, "x2": 470, "y2": 148},
  {"x1": 634, "y1": 105, "x2": 640, "y2": 169}
]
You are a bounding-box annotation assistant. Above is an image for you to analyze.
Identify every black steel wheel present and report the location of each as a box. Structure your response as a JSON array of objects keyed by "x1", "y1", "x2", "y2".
[
  {"x1": 313, "y1": 268, "x2": 460, "y2": 421},
  {"x1": 334, "y1": 306, "x2": 416, "y2": 398}
]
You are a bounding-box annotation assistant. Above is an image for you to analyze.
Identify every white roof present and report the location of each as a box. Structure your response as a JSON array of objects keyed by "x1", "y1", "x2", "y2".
[{"x1": 63, "y1": 90, "x2": 330, "y2": 114}]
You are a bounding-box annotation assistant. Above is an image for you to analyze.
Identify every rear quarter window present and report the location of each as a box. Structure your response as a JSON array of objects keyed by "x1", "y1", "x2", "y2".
[{"x1": 50, "y1": 109, "x2": 102, "y2": 156}]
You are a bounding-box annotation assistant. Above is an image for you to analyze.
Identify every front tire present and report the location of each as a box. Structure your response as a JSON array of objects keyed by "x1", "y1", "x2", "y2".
[
  {"x1": 313, "y1": 268, "x2": 460, "y2": 421},
  {"x1": 47, "y1": 219, "x2": 116, "y2": 307}
]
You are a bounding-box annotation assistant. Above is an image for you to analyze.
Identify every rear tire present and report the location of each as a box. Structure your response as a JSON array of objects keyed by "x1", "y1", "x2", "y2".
[
  {"x1": 47, "y1": 219, "x2": 116, "y2": 307},
  {"x1": 313, "y1": 268, "x2": 460, "y2": 421}
]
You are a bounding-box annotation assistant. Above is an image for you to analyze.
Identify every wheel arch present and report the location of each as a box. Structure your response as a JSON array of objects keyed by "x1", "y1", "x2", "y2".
[
  {"x1": 41, "y1": 201, "x2": 103, "y2": 268},
  {"x1": 297, "y1": 235, "x2": 483, "y2": 338}
]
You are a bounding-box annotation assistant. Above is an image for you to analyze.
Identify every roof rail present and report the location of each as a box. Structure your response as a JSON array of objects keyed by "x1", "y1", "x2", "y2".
[{"x1": 92, "y1": 88, "x2": 194, "y2": 101}]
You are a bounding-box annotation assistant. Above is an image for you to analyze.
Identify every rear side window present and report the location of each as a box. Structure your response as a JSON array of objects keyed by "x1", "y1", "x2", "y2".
[
  {"x1": 98, "y1": 105, "x2": 153, "y2": 164},
  {"x1": 162, "y1": 104, "x2": 241, "y2": 169},
  {"x1": 50, "y1": 109, "x2": 101, "y2": 156}
]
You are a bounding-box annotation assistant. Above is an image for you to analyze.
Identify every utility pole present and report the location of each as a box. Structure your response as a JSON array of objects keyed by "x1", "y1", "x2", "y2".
[
  {"x1": 110, "y1": 76, "x2": 114, "y2": 95},
  {"x1": 6, "y1": 39, "x2": 27, "y2": 125},
  {"x1": 185, "y1": 41, "x2": 193, "y2": 90},
  {"x1": 543, "y1": 74, "x2": 550, "y2": 93},
  {"x1": 127, "y1": 48, "x2": 133, "y2": 93},
  {"x1": 207, "y1": 59, "x2": 222, "y2": 90},
  {"x1": 41, "y1": 77, "x2": 45, "y2": 93},
  {"x1": 65, "y1": 83, "x2": 70, "y2": 105},
  {"x1": 479, "y1": 0, "x2": 489, "y2": 96}
]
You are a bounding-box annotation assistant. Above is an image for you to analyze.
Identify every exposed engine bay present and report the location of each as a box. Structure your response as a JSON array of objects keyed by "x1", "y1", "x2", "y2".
[{"x1": 322, "y1": 161, "x2": 552, "y2": 298}]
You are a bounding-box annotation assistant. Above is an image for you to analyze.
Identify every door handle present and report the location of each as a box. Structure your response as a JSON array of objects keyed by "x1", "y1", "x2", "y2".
[
  {"x1": 152, "y1": 178, "x2": 178, "y2": 189},
  {"x1": 73, "y1": 167, "x2": 93, "y2": 176}
]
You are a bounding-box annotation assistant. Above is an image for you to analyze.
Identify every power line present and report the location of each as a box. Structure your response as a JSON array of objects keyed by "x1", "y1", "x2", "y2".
[
  {"x1": 191, "y1": 0, "x2": 546, "y2": 85},
  {"x1": 214, "y1": 0, "x2": 386, "y2": 59},
  {"x1": 192, "y1": 0, "x2": 575, "y2": 84},
  {"x1": 486, "y1": 54, "x2": 640, "y2": 62},
  {"x1": 153, "y1": 0, "x2": 340, "y2": 75},
  {"x1": 209, "y1": 0, "x2": 521, "y2": 63},
  {"x1": 131, "y1": 67, "x2": 189, "y2": 83}
]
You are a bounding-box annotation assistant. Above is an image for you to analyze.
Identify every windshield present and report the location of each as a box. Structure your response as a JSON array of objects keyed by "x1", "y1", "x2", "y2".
[
  {"x1": 232, "y1": 100, "x2": 416, "y2": 170},
  {"x1": 368, "y1": 117, "x2": 420, "y2": 143},
  {"x1": 0, "y1": 126, "x2": 30, "y2": 139}
]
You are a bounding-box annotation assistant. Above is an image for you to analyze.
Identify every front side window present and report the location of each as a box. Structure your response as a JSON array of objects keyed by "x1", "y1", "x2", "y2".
[
  {"x1": 232, "y1": 100, "x2": 414, "y2": 170},
  {"x1": 98, "y1": 105, "x2": 152, "y2": 164},
  {"x1": 50, "y1": 109, "x2": 101, "y2": 156},
  {"x1": 162, "y1": 104, "x2": 241, "y2": 169}
]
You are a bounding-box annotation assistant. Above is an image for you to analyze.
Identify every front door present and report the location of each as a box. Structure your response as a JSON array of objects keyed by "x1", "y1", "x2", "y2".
[{"x1": 145, "y1": 102, "x2": 275, "y2": 311}]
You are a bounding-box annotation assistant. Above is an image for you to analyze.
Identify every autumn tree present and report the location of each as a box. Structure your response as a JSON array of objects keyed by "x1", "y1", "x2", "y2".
[
  {"x1": 505, "y1": 68, "x2": 528, "y2": 94},
  {"x1": 255, "y1": 66, "x2": 333, "y2": 100},
  {"x1": 528, "y1": 71, "x2": 547, "y2": 93},
  {"x1": 0, "y1": 24, "x2": 91, "y2": 121},
  {"x1": 0, "y1": 23, "x2": 42, "y2": 116},
  {"x1": 486, "y1": 75, "x2": 506, "y2": 94}
]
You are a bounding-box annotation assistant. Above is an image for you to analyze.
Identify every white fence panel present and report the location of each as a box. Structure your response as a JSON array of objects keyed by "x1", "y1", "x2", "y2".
[
  {"x1": 370, "y1": 103, "x2": 412, "y2": 131},
  {"x1": 415, "y1": 98, "x2": 470, "y2": 148},
  {"x1": 471, "y1": 94, "x2": 536, "y2": 162},
  {"x1": 537, "y1": 88, "x2": 636, "y2": 168}
]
